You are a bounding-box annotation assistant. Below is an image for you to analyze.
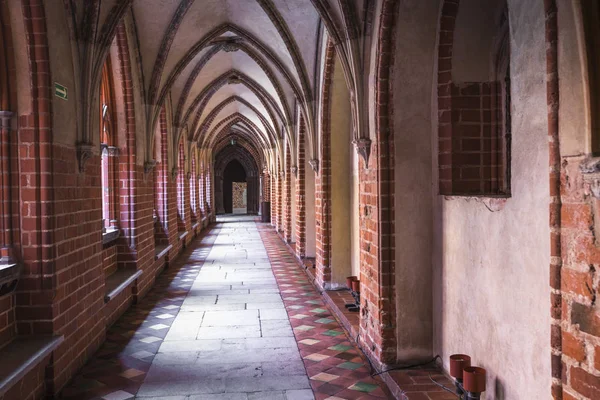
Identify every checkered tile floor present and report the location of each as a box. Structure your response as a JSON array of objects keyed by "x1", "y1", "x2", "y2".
[
  {"x1": 59, "y1": 219, "x2": 395, "y2": 400},
  {"x1": 59, "y1": 229, "x2": 219, "y2": 400},
  {"x1": 257, "y1": 223, "x2": 392, "y2": 400}
]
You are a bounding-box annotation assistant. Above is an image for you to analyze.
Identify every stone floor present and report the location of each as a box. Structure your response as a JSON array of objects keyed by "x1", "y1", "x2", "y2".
[{"x1": 59, "y1": 215, "x2": 393, "y2": 400}]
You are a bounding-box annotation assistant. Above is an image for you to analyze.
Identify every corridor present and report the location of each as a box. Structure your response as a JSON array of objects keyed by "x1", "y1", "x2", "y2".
[{"x1": 59, "y1": 216, "x2": 392, "y2": 400}]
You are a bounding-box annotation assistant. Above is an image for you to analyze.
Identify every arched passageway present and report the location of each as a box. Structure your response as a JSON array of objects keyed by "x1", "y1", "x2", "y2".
[
  {"x1": 0, "y1": 1, "x2": 585, "y2": 400},
  {"x1": 223, "y1": 159, "x2": 246, "y2": 213},
  {"x1": 214, "y1": 144, "x2": 260, "y2": 215}
]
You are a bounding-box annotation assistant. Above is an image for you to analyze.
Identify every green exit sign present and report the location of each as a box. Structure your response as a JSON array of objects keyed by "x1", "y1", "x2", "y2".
[{"x1": 54, "y1": 82, "x2": 68, "y2": 100}]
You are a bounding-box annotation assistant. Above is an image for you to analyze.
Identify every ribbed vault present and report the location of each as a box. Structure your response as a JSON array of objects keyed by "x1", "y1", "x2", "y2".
[{"x1": 65, "y1": 0, "x2": 374, "y2": 181}]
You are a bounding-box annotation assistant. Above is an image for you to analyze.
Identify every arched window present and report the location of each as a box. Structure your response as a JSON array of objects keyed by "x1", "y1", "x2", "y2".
[
  {"x1": 100, "y1": 58, "x2": 118, "y2": 233},
  {"x1": 582, "y1": 0, "x2": 600, "y2": 155}
]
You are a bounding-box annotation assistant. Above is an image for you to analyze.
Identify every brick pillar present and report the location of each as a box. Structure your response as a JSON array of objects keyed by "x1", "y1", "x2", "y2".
[
  {"x1": 277, "y1": 162, "x2": 283, "y2": 232},
  {"x1": 263, "y1": 171, "x2": 271, "y2": 200},
  {"x1": 545, "y1": 2, "x2": 563, "y2": 399},
  {"x1": 284, "y1": 145, "x2": 292, "y2": 243},
  {"x1": 270, "y1": 171, "x2": 277, "y2": 227},
  {"x1": 315, "y1": 40, "x2": 335, "y2": 289},
  {"x1": 295, "y1": 116, "x2": 306, "y2": 258},
  {"x1": 357, "y1": 0, "x2": 398, "y2": 367}
]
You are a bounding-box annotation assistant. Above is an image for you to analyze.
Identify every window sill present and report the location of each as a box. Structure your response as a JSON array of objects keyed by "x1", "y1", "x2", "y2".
[
  {"x1": 0, "y1": 335, "x2": 64, "y2": 397},
  {"x1": 104, "y1": 268, "x2": 142, "y2": 303},
  {"x1": 0, "y1": 263, "x2": 19, "y2": 297},
  {"x1": 102, "y1": 229, "x2": 120, "y2": 246},
  {"x1": 192, "y1": 222, "x2": 200, "y2": 231},
  {"x1": 178, "y1": 231, "x2": 188, "y2": 241},
  {"x1": 155, "y1": 244, "x2": 172, "y2": 260},
  {"x1": 441, "y1": 195, "x2": 509, "y2": 212}
]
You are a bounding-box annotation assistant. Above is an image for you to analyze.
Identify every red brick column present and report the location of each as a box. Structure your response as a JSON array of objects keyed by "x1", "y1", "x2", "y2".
[
  {"x1": 270, "y1": 170, "x2": 277, "y2": 227},
  {"x1": 284, "y1": 145, "x2": 292, "y2": 243},
  {"x1": 295, "y1": 116, "x2": 306, "y2": 258},
  {"x1": 544, "y1": 2, "x2": 564, "y2": 399},
  {"x1": 315, "y1": 40, "x2": 335, "y2": 289},
  {"x1": 358, "y1": 0, "x2": 398, "y2": 367},
  {"x1": 278, "y1": 162, "x2": 284, "y2": 231},
  {"x1": 263, "y1": 171, "x2": 271, "y2": 200}
]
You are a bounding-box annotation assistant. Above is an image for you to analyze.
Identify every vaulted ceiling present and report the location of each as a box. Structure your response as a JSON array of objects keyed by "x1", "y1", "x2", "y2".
[{"x1": 70, "y1": 0, "x2": 372, "y2": 168}]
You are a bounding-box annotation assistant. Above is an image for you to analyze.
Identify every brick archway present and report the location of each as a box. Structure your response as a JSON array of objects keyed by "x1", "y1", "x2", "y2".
[{"x1": 214, "y1": 145, "x2": 260, "y2": 215}]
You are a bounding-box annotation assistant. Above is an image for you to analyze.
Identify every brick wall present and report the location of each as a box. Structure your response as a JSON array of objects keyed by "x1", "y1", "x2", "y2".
[
  {"x1": 48, "y1": 147, "x2": 105, "y2": 394},
  {"x1": 1, "y1": 355, "x2": 49, "y2": 400},
  {"x1": 548, "y1": 0, "x2": 600, "y2": 392},
  {"x1": 276, "y1": 161, "x2": 283, "y2": 231},
  {"x1": 556, "y1": 160, "x2": 600, "y2": 400},
  {"x1": 0, "y1": 294, "x2": 15, "y2": 348},
  {"x1": 0, "y1": 3, "x2": 210, "y2": 399},
  {"x1": 102, "y1": 245, "x2": 117, "y2": 275},
  {"x1": 270, "y1": 172, "x2": 277, "y2": 227}
]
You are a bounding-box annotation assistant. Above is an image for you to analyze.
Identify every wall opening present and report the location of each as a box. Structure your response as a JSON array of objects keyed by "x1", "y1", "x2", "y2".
[
  {"x1": 223, "y1": 159, "x2": 247, "y2": 214},
  {"x1": 438, "y1": 0, "x2": 511, "y2": 196}
]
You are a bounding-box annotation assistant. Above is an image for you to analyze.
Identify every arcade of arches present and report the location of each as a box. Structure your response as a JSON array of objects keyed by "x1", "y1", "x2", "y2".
[{"x1": 0, "y1": 1, "x2": 600, "y2": 399}]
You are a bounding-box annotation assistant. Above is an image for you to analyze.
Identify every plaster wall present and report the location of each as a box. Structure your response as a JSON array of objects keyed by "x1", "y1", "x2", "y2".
[
  {"x1": 557, "y1": 0, "x2": 588, "y2": 156},
  {"x1": 6, "y1": 2, "x2": 31, "y2": 116},
  {"x1": 124, "y1": 15, "x2": 147, "y2": 167},
  {"x1": 44, "y1": 0, "x2": 78, "y2": 145},
  {"x1": 392, "y1": 0, "x2": 437, "y2": 362},
  {"x1": 452, "y1": 0, "x2": 506, "y2": 83},
  {"x1": 330, "y1": 54, "x2": 352, "y2": 286},
  {"x1": 432, "y1": 1, "x2": 550, "y2": 398},
  {"x1": 305, "y1": 133, "x2": 316, "y2": 258}
]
